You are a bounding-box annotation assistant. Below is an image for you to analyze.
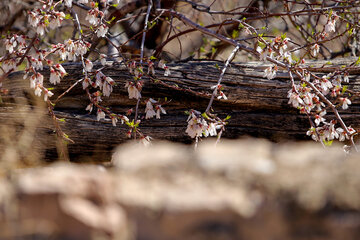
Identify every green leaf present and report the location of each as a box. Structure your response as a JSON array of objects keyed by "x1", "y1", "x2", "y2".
[
  {"x1": 211, "y1": 47, "x2": 216, "y2": 55},
  {"x1": 65, "y1": 14, "x2": 72, "y2": 20},
  {"x1": 224, "y1": 115, "x2": 231, "y2": 121},
  {"x1": 342, "y1": 85, "x2": 348, "y2": 94},
  {"x1": 150, "y1": 56, "x2": 157, "y2": 60},
  {"x1": 232, "y1": 30, "x2": 239, "y2": 39},
  {"x1": 356, "y1": 56, "x2": 360, "y2": 65},
  {"x1": 58, "y1": 118, "x2": 66, "y2": 122},
  {"x1": 323, "y1": 140, "x2": 333, "y2": 146},
  {"x1": 201, "y1": 112, "x2": 209, "y2": 119}
]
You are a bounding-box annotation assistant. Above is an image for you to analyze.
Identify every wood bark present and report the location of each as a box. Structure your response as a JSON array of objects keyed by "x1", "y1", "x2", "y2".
[{"x1": 1, "y1": 59, "x2": 360, "y2": 161}]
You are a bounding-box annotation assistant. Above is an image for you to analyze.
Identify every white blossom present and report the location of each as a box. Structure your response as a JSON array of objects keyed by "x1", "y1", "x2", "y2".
[
  {"x1": 111, "y1": 116, "x2": 118, "y2": 126},
  {"x1": 96, "y1": 24, "x2": 108, "y2": 37},
  {"x1": 145, "y1": 100, "x2": 156, "y2": 119},
  {"x1": 155, "y1": 105, "x2": 166, "y2": 119},
  {"x1": 140, "y1": 136, "x2": 152, "y2": 147},
  {"x1": 288, "y1": 89, "x2": 304, "y2": 108},
  {"x1": 339, "y1": 97, "x2": 351, "y2": 110},
  {"x1": 100, "y1": 54, "x2": 107, "y2": 65},
  {"x1": 43, "y1": 89, "x2": 54, "y2": 101},
  {"x1": 85, "y1": 103, "x2": 93, "y2": 112},
  {"x1": 264, "y1": 65, "x2": 277, "y2": 80},
  {"x1": 64, "y1": 0, "x2": 72, "y2": 8},
  {"x1": 85, "y1": 59, "x2": 93, "y2": 72},
  {"x1": 186, "y1": 113, "x2": 208, "y2": 138},
  {"x1": 311, "y1": 44, "x2": 320, "y2": 56},
  {"x1": 314, "y1": 111, "x2": 326, "y2": 126},
  {"x1": 325, "y1": 19, "x2": 336, "y2": 33},
  {"x1": 125, "y1": 82, "x2": 141, "y2": 99},
  {"x1": 5, "y1": 37, "x2": 17, "y2": 53},
  {"x1": 164, "y1": 66, "x2": 171, "y2": 76},
  {"x1": 97, "y1": 109, "x2": 106, "y2": 121}
]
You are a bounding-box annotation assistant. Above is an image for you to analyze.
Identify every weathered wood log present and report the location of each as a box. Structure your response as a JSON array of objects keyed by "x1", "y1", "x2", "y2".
[{"x1": 1, "y1": 58, "x2": 360, "y2": 161}]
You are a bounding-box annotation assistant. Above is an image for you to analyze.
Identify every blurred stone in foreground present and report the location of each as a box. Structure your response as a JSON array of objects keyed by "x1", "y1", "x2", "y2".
[{"x1": 1, "y1": 139, "x2": 360, "y2": 240}]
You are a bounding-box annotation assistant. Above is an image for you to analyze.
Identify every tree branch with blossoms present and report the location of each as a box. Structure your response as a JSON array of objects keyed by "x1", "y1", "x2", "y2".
[{"x1": 2, "y1": 0, "x2": 360, "y2": 159}]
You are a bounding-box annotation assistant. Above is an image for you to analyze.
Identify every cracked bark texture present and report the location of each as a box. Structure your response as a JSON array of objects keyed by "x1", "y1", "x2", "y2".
[{"x1": 1, "y1": 59, "x2": 360, "y2": 161}]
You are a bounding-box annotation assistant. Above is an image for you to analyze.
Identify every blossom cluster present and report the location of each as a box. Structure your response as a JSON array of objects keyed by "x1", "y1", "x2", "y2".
[
  {"x1": 185, "y1": 110, "x2": 225, "y2": 140},
  {"x1": 288, "y1": 70, "x2": 354, "y2": 143}
]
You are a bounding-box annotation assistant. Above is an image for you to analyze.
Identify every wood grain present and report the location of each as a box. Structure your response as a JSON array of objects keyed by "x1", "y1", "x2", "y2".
[{"x1": 1, "y1": 59, "x2": 359, "y2": 161}]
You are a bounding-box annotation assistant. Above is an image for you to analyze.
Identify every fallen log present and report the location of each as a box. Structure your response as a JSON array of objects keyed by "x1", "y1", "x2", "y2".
[{"x1": 1, "y1": 58, "x2": 360, "y2": 161}]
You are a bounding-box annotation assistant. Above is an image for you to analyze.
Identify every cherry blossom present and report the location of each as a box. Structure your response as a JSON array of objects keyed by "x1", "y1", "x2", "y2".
[
  {"x1": 339, "y1": 97, "x2": 351, "y2": 110},
  {"x1": 100, "y1": 54, "x2": 107, "y2": 66},
  {"x1": 145, "y1": 99, "x2": 156, "y2": 119},
  {"x1": 85, "y1": 103, "x2": 93, "y2": 112},
  {"x1": 97, "y1": 109, "x2": 106, "y2": 121},
  {"x1": 64, "y1": 0, "x2": 73, "y2": 8},
  {"x1": 311, "y1": 44, "x2": 320, "y2": 56},
  {"x1": 50, "y1": 64, "x2": 67, "y2": 85},
  {"x1": 125, "y1": 81, "x2": 142, "y2": 99},
  {"x1": 140, "y1": 136, "x2": 152, "y2": 146},
  {"x1": 155, "y1": 105, "x2": 166, "y2": 119},
  {"x1": 1, "y1": 59, "x2": 17, "y2": 73},
  {"x1": 186, "y1": 111, "x2": 208, "y2": 138},
  {"x1": 43, "y1": 89, "x2": 54, "y2": 101},
  {"x1": 86, "y1": 8, "x2": 102, "y2": 26},
  {"x1": 84, "y1": 59, "x2": 93, "y2": 72},
  {"x1": 314, "y1": 111, "x2": 326, "y2": 126},
  {"x1": 102, "y1": 77, "x2": 114, "y2": 97},
  {"x1": 5, "y1": 36, "x2": 17, "y2": 53},
  {"x1": 111, "y1": 116, "x2": 118, "y2": 126},
  {"x1": 325, "y1": 18, "x2": 336, "y2": 33},
  {"x1": 264, "y1": 65, "x2": 277, "y2": 80},
  {"x1": 287, "y1": 89, "x2": 304, "y2": 108},
  {"x1": 96, "y1": 24, "x2": 108, "y2": 38}
]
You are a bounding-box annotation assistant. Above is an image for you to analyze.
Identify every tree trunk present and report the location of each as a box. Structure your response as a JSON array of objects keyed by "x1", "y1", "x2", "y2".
[{"x1": 1, "y1": 59, "x2": 360, "y2": 161}]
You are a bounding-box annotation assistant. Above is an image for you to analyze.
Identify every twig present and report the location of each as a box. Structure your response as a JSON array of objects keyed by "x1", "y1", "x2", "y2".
[{"x1": 205, "y1": 45, "x2": 240, "y2": 113}]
